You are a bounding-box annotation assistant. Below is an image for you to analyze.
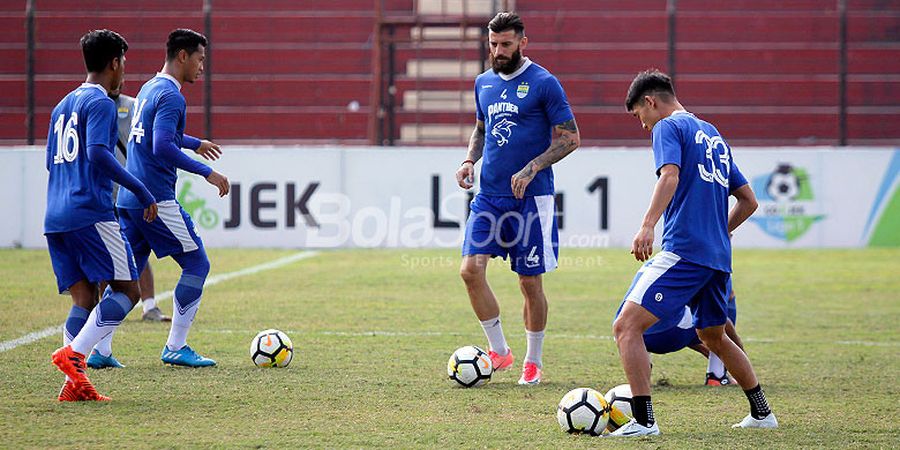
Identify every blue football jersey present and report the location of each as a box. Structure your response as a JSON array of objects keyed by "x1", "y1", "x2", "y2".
[
  {"x1": 652, "y1": 111, "x2": 748, "y2": 272},
  {"x1": 117, "y1": 74, "x2": 190, "y2": 209},
  {"x1": 474, "y1": 58, "x2": 574, "y2": 197},
  {"x1": 44, "y1": 83, "x2": 118, "y2": 233}
]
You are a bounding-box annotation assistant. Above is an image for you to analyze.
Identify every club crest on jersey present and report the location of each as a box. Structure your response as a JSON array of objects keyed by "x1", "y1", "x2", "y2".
[
  {"x1": 491, "y1": 118, "x2": 517, "y2": 147},
  {"x1": 516, "y1": 82, "x2": 529, "y2": 99}
]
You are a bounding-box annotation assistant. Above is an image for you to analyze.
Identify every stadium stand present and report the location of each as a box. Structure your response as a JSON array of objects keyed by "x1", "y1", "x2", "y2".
[{"x1": 0, "y1": 0, "x2": 897, "y2": 146}]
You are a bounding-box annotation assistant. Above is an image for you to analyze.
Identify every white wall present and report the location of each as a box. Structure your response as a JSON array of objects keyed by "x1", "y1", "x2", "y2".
[{"x1": 2, "y1": 146, "x2": 897, "y2": 249}]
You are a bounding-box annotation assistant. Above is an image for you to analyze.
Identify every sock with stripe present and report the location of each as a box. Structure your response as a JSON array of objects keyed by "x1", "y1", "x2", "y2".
[
  {"x1": 166, "y1": 250, "x2": 210, "y2": 352},
  {"x1": 70, "y1": 290, "x2": 134, "y2": 356},
  {"x1": 63, "y1": 305, "x2": 89, "y2": 382}
]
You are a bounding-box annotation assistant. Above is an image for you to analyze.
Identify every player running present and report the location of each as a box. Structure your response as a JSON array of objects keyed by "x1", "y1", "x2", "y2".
[
  {"x1": 455, "y1": 12, "x2": 580, "y2": 385},
  {"x1": 609, "y1": 69, "x2": 777, "y2": 436},
  {"x1": 47, "y1": 30, "x2": 158, "y2": 401},
  {"x1": 116, "y1": 28, "x2": 228, "y2": 368}
]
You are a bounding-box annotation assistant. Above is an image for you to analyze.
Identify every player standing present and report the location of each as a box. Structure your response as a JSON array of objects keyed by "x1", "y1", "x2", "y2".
[
  {"x1": 455, "y1": 12, "x2": 580, "y2": 385},
  {"x1": 86, "y1": 83, "x2": 171, "y2": 370},
  {"x1": 47, "y1": 30, "x2": 158, "y2": 401},
  {"x1": 608, "y1": 69, "x2": 776, "y2": 436},
  {"x1": 116, "y1": 28, "x2": 227, "y2": 367}
]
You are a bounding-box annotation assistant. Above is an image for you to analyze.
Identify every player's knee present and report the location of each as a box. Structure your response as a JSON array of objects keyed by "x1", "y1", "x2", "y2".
[
  {"x1": 177, "y1": 249, "x2": 210, "y2": 279},
  {"x1": 459, "y1": 264, "x2": 484, "y2": 285},
  {"x1": 110, "y1": 280, "x2": 141, "y2": 304},
  {"x1": 697, "y1": 327, "x2": 727, "y2": 353},
  {"x1": 612, "y1": 316, "x2": 638, "y2": 342}
]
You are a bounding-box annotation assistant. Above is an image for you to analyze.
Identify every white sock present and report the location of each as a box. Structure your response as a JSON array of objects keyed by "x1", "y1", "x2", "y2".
[
  {"x1": 93, "y1": 330, "x2": 114, "y2": 357},
  {"x1": 71, "y1": 314, "x2": 115, "y2": 356},
  {"x1": 480, "y1": 316, "x2": 509, "y2": 355},
  {"x1": 165, "y1": 294, "x2": 200, "y2": 351},
  {"x1": 142, "y1": 296, "x2": 157, "y2": 313},
  {"x1": 525, "y1": 330, "x2": 545, "y2": 367},
  {"x1": 70, "y1": 291, "x2": 133, "y2": 356},
  {"x1": 708, "y1": 351, "x2": 726, "y2": 377}
]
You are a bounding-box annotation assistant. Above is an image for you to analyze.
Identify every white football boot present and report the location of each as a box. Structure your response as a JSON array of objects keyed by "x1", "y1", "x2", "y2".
[
  {"x1": 732, "y1": 413, "x2": 779, "y2": 429},
  {"x1": 605, "y1": 419, "x2": 660, "y2": 437}
]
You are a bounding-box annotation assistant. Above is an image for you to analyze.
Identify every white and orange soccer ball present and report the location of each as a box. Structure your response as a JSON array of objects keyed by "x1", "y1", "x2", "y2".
[
  {"x1": 447, "y1": 345, "x2": 492, "y2": 387},
  {"x1": 250, "y1": 329, "x2": 294, "y2": 368}
]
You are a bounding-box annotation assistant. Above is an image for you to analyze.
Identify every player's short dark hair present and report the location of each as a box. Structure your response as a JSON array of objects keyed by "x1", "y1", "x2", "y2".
[
  {"x1": 625, "y1": 69, "x2": 676, "y2": 111},
  {"x1": 166, "y1": 28, "x2": 208, "y2": 60},
  {"x1": 488, "y1": 12, "x2": 525, "y2": 37},
  {"x1": 80, "y1": 29, "x2": 128, "y2": 73}
]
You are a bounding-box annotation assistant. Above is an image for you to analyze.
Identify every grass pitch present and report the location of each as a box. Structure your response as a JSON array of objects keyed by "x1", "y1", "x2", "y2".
[{"x1": 0, "y1": 248, "x2": 898, "y2": 448}]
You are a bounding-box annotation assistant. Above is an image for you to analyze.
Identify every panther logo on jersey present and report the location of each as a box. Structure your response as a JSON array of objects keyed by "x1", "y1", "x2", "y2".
[{"x1": 491, "y1": 118, "x2": 517, "y2": 147}]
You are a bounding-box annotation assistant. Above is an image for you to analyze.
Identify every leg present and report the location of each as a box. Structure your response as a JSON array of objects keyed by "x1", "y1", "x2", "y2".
[
  {"x1": 519, "y1": 274, "x2": 547, "y2": 332},
  {"x1": 140, "y1": 263, "x2": 155, "y2": 301},
  {"x1": 460, "y1": 254, "x2": 500, "y2": 321},
  {"x1": 139, "y1": 262, "x2": 170, "y2": 321},
  {"x1": 613, "y1": 301, "x2": 659, "y2": 397},
  {"x1": 696, "y1": 326, "x2": 757, "y2": 389},
  {"x1": 460, "y1": 254, "x2": 513, "y2": 365},
  {"x1": 518, "y1": 274, "x2": 547, "y2": 384},
  {"x1": 166, "y1": 248, "x2": 211, "y2": 352}
]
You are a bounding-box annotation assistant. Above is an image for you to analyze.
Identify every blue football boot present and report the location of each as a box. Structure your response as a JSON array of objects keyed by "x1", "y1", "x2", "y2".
[
  {"x1": 86, "y1": 350, "x2": 125, "y2": 369},
  {"x1": 161, "y1": 344, "x2": 216, "y2": 367}
]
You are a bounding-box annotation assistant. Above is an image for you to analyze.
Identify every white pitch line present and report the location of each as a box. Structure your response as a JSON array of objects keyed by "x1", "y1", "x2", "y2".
[
  {"x1": 203, "y1": 329, "x2": 900, "y2": 347},
  {"x1": 0, "y1": 251, "x2": 319, "y2": 353}
]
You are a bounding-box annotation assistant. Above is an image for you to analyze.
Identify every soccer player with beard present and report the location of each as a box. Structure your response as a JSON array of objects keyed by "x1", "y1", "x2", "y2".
[{"x1": 455, "y1": 12, "x2": 580, "y2": 385}]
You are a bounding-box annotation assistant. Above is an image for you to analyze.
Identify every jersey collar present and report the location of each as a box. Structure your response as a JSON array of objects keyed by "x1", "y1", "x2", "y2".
[
  {"x1": 670, "y1": 109, "x2": 691, "y2": 117},
  {"x1": 497, "y1": 57, "x2": 532, "y2": 81},
  {"x1": 155, "y1": 72, "x2": 182, "y2": 91},
  {"x1": 79, "y1": 83, "x2": 107, "y2": 95}
]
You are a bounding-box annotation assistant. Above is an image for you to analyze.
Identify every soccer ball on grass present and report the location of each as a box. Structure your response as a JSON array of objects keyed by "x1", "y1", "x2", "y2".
[
  {"x1": 556, "y1": 387, "x2": 610, "y2": 436},
  {"x1": 250, "y1": 329, "x2": 294, "y2": 368},
  {"x1": 447, "y1": 345, "x2": 492, "y2": 387}
]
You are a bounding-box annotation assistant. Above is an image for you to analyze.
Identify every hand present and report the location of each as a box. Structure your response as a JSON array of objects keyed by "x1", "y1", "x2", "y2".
[
  {"x1": 510, "y1": 162, "x2": 537, "y2": 199},
  {"x1": 456, "y1": 162, "x2": 475, "y2": 189},
  {"x1": 206, "y1": 170, "x2": 230, "y2": 197},
  {"x1": 195, "y1": 140, "x2": 222, "y2": 161},
  {"x1": 630, "y1": 225, "x2": 655, "y2": 262},
  {"x1": 143, "y1": 203, "x2": 158, "y2": 222}
]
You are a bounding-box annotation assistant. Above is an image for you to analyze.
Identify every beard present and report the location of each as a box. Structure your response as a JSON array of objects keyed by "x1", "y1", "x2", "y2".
[{"x1": 491, "y1": 48, "x2": 523, "y2": 75}]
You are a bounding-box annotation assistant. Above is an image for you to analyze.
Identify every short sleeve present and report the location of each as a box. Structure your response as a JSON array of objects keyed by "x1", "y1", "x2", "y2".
[
  {"x1": 86, "y1": 99, "x2": 117, "y2": 150},
  {"x1": 651, "y1": 119, "x2": 682, "y2": 175},
  {"x1": 474, "y1": 79, "x2": 484, "y2": 122},
  {"x1": 729, "y1": 157, "x2": 748, "y2": 192},
  {"x1": 542, "y1": 75, "x2": 575, "y2": 126}
]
